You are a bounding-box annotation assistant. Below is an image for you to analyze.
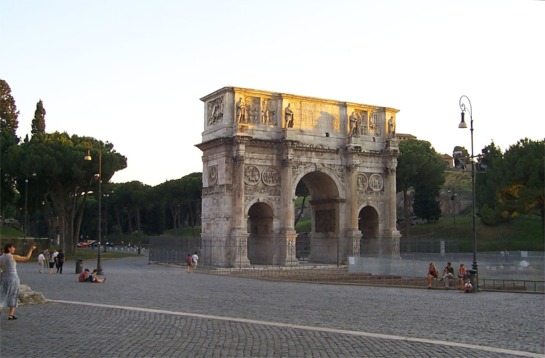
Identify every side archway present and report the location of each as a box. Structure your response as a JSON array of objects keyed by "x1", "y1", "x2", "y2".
[
  {"x1": 247, "y1": 202, "x2": 274, "y2": 264},
  {"x1": 359, "y1": 205, "x2": 380, "y2": 255}
]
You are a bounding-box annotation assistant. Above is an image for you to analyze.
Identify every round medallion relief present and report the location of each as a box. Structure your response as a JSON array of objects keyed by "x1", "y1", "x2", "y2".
[
  {"x1": 244, "y1": 165, "x2": 260, "y2": 185},
  {"x1": 357, "y1": 174, "x2": 368, "y2": 191},
  {"x1": 261, "y1": 167, "x2": 279, "y2": 186},
  {"x1": 369, "y1": 173, "x2": 384, "y2": 192}
]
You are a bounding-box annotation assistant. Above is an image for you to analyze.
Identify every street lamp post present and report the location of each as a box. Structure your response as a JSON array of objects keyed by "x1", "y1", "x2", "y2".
[
  {"x1": 23, "y1": 172, "x2": 36, "y2": 239},
  {"x1": 459, "y1": 95, "x2": 478, "y2": 291},
  {"x1": 85, "y1": 145, "x2": 103, "y2": 275},
  {"x1": 103, "y1": 193, "x2": 109, "y2": 253},
  {"x1": 24, "y1": 177, "x2": 29, "y2": 239}
]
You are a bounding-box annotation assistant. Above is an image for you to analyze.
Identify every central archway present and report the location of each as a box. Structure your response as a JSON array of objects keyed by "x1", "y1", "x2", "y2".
[{"x1": 297, "y1": 171, "x2": 341, "y2": 263}]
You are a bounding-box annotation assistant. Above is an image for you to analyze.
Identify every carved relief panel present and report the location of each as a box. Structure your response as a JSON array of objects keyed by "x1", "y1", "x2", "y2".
[
  {"x1": 358, "y1": 173, "x2": 383, "y2": 193},
  {"x1": 245, "y1": 97, "x2": 261, "y2": 124},
  {"x1": 207, "y1": 96, "x2": 224, "y2": 126},
  {"x1": 349, "y1": 110, "x2": 369, "y2": 136},
  {"x1": 208, "y1": 165, "x2": 218, "y2": 186},
  {"x1": 261, "y1": 98, "x2": 277, "y2": 126},
  {"x1": 285, "y1": 101, "x2": 340, "y2": 132},
  {"x1": 369, "y1": 173, "x2": 384, "y2": 192},
  {"x1": 244, "y1": 165, "x2": 261, "y2": 185},
  {"x1": 237, "y1": 96, "x2": 278, "y2": 127},
  {"x1": 243, "y1": 165, "x2": 281, "y2": 203},
  {"x1": 368, "y1": 112, "x2": 382, "y2": 137}
]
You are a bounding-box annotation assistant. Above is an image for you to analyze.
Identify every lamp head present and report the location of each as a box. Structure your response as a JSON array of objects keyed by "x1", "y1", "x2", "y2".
[
  {"x1": 84, "y1": 148, "x2": 92, "y2": 161},
  {"x1": 458, "y1": 111, "x2": 468, "y2": 129}
]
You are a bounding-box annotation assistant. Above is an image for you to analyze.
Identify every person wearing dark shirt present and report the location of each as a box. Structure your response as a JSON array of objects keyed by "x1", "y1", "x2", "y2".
[{"x1": 56, "y1": 250, "x2": 65, "y2": 274}]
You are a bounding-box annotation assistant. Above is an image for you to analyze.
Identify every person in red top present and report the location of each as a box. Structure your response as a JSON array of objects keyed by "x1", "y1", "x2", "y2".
[
  {"x1": 185, "y1": 254, "x2": 193, "y2": 273},
  {"x1": 78, "y1": 268, "x2": 90, "y2": 282}
]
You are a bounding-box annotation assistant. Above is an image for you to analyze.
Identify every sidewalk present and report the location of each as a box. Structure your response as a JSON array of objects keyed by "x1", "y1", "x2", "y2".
[{"x1": 1, "y1": 255, "x2": 543, "y2": 357}]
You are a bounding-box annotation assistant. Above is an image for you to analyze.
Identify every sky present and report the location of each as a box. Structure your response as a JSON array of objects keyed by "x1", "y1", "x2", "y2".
[{"x1": 1, "y1": 0, "x2": 544, "y2": 186}]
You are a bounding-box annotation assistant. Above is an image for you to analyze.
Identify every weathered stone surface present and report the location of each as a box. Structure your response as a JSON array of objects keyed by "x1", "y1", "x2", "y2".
[
  {"x1": 18, "y1": 284, "x2": 46, "y2": 305},
  {"x1": 197, "y1": 87, "x2": 401, "y2": 267}
]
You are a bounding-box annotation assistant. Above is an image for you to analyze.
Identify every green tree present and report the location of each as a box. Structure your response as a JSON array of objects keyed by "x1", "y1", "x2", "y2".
[
  {"x1": 111, "y1": 181, "x2": 151, "y2": 235},
  {"x1": 500, "y1": 138, "x2": 545, "y2": 227},
  {"x1": 152, "y1": 172, "x2": 202, "y2": 236},
  {"x1": 475, "y1": 142, "x2": 504, "y2": 225},
  {"x1": 180, "y1": 172, "x2": 202, "y2": 236},
  {"x1": 0, "y1": 79, "x2": 20, "y2": 220},
  {"x1": 5, "y1": 132, "x2": 127, "y2": 254},
  {"x1": 397, "y1": 139, "x2": 445, "y2": 226},
  {"x1": 31, "y1": 99, "x2": 46, "y2": 135}
]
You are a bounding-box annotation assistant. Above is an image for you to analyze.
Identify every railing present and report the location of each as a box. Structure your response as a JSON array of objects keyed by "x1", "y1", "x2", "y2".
[
  {"x1": 480, "y1": 278, "x2": 544, "y2": 293},
  {"x1": 199, "y1": 266, "x2": 545, "y2": 293}
]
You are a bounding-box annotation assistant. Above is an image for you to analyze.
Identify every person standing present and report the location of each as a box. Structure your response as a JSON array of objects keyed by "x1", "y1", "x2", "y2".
[
  {"x1": 37, "y1": 250, "x2": 45, "y2": 273},
  {"x1": 186, "y1": 254, "x2": 193, "y2": 273},
  {"x1": 0, "y1": 243, "x2": 37, "y2": 320},
  {"x1": 48, "y1": 250, "x2": 57, "y2": 274},
  {"x1": 191, "y1": 252, "x2": 199, "y2": 271},
  {"x1": 56, "y1": 249, "x2": 65, "y2": 274}
]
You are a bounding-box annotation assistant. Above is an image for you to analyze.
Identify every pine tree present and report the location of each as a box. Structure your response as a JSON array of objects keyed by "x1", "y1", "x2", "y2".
[
  {"x1": 31, "y1": 99, "x2": 46, "y2": 135},
  {"x1": 0, "y1": 79, "x2": 20, "y2": 218}
]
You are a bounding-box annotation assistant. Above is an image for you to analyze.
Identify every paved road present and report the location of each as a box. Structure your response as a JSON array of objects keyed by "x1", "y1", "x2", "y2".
[{"x1": 1, "y1": 255, "x2": 543, "y2": 357}]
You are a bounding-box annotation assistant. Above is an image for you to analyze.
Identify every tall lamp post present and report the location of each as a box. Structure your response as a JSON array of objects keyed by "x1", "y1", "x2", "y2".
[
  {"x1": 23, "y1": 172, "x2": 36, "y2": 239},
  {"x1": 458, "y1": 95, "x2": 478, "y2": 290},
  {"x1": 85, "y1": 145, "x2": 103, "y2": 275},
  {"x1": 24, "y1": 176, "x2": 29, "y2": 240}
]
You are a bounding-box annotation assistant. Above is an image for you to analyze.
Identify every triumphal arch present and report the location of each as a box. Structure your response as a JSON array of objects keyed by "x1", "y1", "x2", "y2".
[{"x1": 197, "y1": 87, "x2": 401, "y2": 267}]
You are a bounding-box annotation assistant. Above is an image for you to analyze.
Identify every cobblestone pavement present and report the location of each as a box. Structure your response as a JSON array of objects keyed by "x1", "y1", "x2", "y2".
[{"x1": 1, "y1": 255, "x2": 543, "y2": 357}]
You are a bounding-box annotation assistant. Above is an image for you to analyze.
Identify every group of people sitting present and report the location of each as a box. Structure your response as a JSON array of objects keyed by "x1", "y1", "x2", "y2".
[
  {"x1": 427, "y1": 261, "x2": 473, "y2": 292},
  {"x1": 78, "y1": 268, "x2": 106, "y2": 283}
]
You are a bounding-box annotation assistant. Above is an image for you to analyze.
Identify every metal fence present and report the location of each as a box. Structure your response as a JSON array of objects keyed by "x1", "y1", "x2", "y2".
[
  {"x1": 147, "y1": 236, "x2": 544, "y2": 293},
  {"x1": 148, "y1": 236, "x2": 201, "y2": 265}
]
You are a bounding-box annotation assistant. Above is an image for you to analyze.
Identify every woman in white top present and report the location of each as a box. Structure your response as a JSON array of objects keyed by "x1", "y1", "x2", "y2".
[
  {"x1": 37, "y1": 250, "x2": 45, "y2": 273},
  {"x1": 0, "y1": 243, "x2": 36, "y2": 320}
]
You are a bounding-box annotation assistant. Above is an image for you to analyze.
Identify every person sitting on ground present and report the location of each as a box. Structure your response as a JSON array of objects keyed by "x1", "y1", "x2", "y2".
[
  {"x1": 78, "y1": 268, "x2": 90, "y2": 282},
  {"x1": 89, "y1": 269, "x2": 106, "y2": 283},
  {"x1": 463, "y1": 278, "x2": 473, "y2": 293},
  {"x1": 441, "y1": 262, "x2": 455, "y2": 288},
  {"x1": 457, "y1": 263, "x2": 468, "y2": 289},
  {"x1": 426, "y1": 262, "x2": 439, "y2": 288}
]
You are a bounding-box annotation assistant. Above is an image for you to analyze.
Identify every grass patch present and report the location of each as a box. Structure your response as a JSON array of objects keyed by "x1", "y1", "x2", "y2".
[
  {"x1": 0, "y1": 226, "x2": 24, "y2": 238},
  {"x1": 404, "y1": 214, "x2": 543, "y2": 252},
  {"x1": 69, "y1": 248, "x2": 139, "y2": 261}
]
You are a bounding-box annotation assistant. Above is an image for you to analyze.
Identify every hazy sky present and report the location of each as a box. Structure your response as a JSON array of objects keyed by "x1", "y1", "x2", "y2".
[{"x1": 2, "y1": 0, "x2": 543, "y2": 186}]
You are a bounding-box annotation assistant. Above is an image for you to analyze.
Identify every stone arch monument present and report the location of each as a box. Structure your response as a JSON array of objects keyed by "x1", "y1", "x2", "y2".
[{"x1": 196, "y1": 87, "x2": 401, "y2": 267}]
